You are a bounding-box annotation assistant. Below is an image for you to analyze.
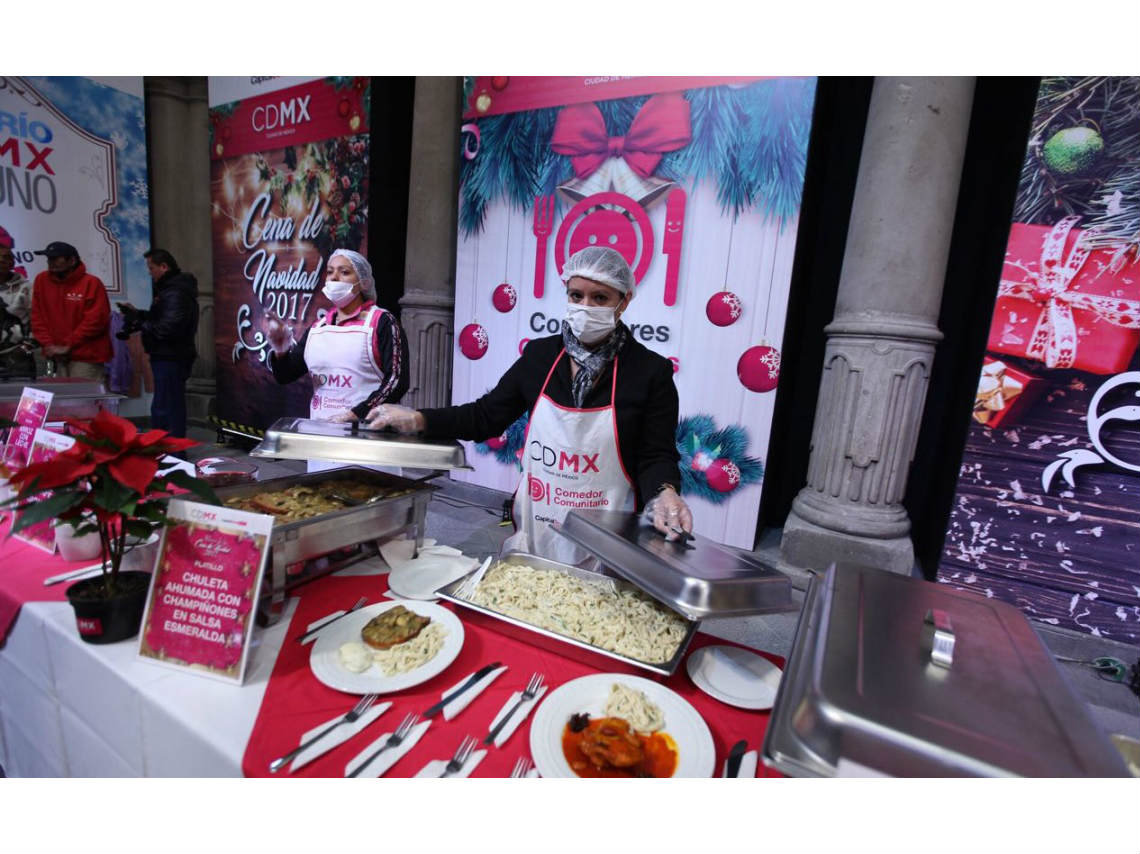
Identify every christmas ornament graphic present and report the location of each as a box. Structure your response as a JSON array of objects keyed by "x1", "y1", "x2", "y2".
[
  {"x1": 737, "y1": 344, "x2": 781, "y2": 392},
  {"x1": 492, "y1": 282, "x2": 517, "y2": 313},
  {"x1": 459, "y1": 322, "x2": 489, "y2": 360},
  {"x1": 706, "y1": 291, "x2": 743, "y2": 327}
]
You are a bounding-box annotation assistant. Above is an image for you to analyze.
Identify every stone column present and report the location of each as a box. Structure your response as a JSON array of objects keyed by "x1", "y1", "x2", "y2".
[
  {"x1": 399, "y1": 77, "x2": 462, "y2": 410},
  {"x1": 145, "y1": 76, "x2": 214, "y2": 424},
  {"x1": 780, "y1": 78, "x2": 975, "y2": 575}
]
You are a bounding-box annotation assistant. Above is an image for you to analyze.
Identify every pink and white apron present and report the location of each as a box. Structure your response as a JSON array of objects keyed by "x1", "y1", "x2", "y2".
[{"x1": 503, "y1": 350, "x2": 635, "y2": 565}]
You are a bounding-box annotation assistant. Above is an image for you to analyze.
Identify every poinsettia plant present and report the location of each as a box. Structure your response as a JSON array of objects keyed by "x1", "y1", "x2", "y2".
[{"x1": 1, "y1": 411, "x2": 219, "y2": 596}]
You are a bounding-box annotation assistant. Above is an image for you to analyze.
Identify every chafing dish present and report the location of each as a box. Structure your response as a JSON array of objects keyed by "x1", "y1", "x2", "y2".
[
  {"x1": 0, "y1": 378, "x2": 123, "y2": 421},
  {"x1": 437, "y1": 551, "x2": 701, "y2": 678},
  {"x1": 211, "y1": 466, "x2": 436, "y2": 625},
  {"x1": 761, "y1": 564, "x2": 1131, "y2": 777},
  {"x1": 249, "y1": 417, "x2": 472, "y2": 471}
]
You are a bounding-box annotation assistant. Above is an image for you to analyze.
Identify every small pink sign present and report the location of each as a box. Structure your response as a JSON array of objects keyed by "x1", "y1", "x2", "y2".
[
  {"x1": 138, "y1": 499, "x2": 273, "y2": 684},
  {"x1": 77, "y1": 617, "x2": 103, "y2": 636},
  {"x1": 2, "y1": 387, "x2": 53, "y2": 472},
  {"x1": 12, "y1": 429, "x2": 75, "y2": 554}
]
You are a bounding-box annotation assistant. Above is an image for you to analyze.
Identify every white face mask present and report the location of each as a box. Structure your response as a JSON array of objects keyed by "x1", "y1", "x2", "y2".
[
  {"x1": 566, "y1": 303, "x2": 618, "y2": 345},
  {"x1": 322, "y1": 279, "x2": 357, "y2": 308}
]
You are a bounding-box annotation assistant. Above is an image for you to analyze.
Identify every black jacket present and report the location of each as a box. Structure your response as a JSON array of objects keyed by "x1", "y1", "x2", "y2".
[
  {"x1": 422, "y1": 333, "x2": 681, "y2": 510},
  {"x1": 140, "y1": 270, "x2": 199, "y2": 363}
]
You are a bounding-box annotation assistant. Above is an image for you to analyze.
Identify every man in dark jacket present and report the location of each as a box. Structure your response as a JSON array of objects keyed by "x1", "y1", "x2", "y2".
[{"x1": 119, "y1": 249, "x2": 199, "y2": 438}]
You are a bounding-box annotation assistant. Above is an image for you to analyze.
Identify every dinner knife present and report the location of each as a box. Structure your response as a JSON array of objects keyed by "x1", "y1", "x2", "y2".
[
  {"x1": 724, "y1": 739, "x2": 748, "y2": 778},
  {"x1": 422, "y1": 661, "x2": 502, "y2": 718},
  {"x1": 295, "y1": 597, "x2": 367, "y2": 644}
]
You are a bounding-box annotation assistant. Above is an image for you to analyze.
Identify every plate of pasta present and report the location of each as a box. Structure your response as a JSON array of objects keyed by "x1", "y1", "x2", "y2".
[
  {"x1": 529, "y1": 674, "x2": 715, "y2": 778},
  {"x1": 309, "y1": 601, "x2": 464, "y2": 694}
]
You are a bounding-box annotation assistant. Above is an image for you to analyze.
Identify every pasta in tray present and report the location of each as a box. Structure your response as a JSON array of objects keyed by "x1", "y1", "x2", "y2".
[{"x1": 462, "y1": 561, "x2": 688, "y2": 664}]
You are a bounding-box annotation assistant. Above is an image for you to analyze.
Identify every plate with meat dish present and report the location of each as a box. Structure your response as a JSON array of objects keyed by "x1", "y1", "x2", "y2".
[
  {"x1": 309, "y1": 601, "x2": 464, "y2": 694},
  {"x1": 529, "y1": 674, "x2": 715, "y2": 778}
]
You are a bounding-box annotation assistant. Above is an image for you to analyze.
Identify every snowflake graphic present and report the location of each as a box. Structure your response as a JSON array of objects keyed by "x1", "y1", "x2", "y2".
[
  {"x1": 724, "y1": 461, "x2": 741, "y2": 485},
  {"x1": 473, "y1": 325, "x2": 489, "y2": 349},
  {"x1": 760, "y1": 347, "x2": 781, "y2": 379},
  {"x1": 721, "y1": 292, "x2": 742, "y2": 319},
  {"x1": 504, "y1": 284, "x2": 517, "y2": 303}
]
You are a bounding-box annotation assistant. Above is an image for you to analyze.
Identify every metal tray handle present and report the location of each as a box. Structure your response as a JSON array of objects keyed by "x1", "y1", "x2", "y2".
[{"x1": 924, "y1": 609, "x2": 955, "y2": 668}]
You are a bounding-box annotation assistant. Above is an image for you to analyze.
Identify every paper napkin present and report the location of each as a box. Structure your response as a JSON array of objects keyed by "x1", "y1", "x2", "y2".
[
  {"x1": 441, "y1": 665, "x2": 507, "y2": 721},
  {"x1": 413, "y1": 749, "x2": 488, "y2": 778},
  {"x1": 345, "y1": 719, "x2": 432, "y2": 778},
  {"x1": 526, "y1": 767, "x2": 540, "y2": 778},
  {"x1": 300, "y1": 609, "x2": 347, "y2": 645},
  {"x1": 487, "y1": 686, "x2": 548, "y2": 748},
  {"x1": 378, "y1": 536, "x2": 440, "y2": 569},
  {"x1": 290, "y1": 701, "x2": 392, "y2": 772},
  {"x1": 722, "y1": 749, "x2": 758, "y2": 779},
  {"x1": 332, "y1": 554, "x2": 389, "y2": 577}
]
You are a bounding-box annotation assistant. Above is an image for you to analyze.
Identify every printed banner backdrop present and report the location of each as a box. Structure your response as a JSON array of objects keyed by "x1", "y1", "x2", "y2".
[
  {"x1": 0, "y1": 76, "x2": 150, "y2": 306},
  {"x1": 939, "y1": 77, "x2": 1140, "y2": 643},
  {"x1": 452, "y1": 77, "x2": 816, "y2": 548},
  {"x1": 208, "y1": 76, "x2": 371, "y2": 434}
]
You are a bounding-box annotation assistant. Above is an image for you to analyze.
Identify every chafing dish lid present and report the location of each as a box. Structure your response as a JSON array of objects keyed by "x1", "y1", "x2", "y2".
[
  {"x1": 764, "y1": 564, "x2": 1129, "y2": 777},
  {"x1": 555, "y1": 509, "x2": 794, "y2": 620},
  {"x1": 0, "y1": 379, "x2": 121, "y2": 401},
  {"x1": 249, "y1": 417, "x2": 473, "y2": 470}
]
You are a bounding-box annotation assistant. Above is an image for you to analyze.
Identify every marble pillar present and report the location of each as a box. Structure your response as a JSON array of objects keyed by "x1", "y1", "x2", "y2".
[
  {"x1": 780, "y1": 77, "x2": 976, "y2": 575},
  {"x1": 144, "y1": 76, "x2": 215, "y2": 423},
  {"x1": 399, "y1": 77, "x2": 462, "y2": 410}
]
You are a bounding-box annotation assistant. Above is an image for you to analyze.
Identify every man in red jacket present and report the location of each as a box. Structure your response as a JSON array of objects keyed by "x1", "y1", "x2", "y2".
[{"x1": 30, "y1": 241, "x2": 112, "y2": 380}]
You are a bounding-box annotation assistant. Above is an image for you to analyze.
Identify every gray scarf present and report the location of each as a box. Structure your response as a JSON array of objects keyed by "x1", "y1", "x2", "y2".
[{"x1": 561, "y1": 320, "x2": 628, "y2": 407}]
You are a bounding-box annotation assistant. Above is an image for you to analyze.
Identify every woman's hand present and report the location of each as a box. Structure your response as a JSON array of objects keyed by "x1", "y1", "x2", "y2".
[
  {"x1": 264, "y1": 314, "x2": 292, "y2": 355},
  {"x1": 644, "y1": 485, "x2": 693, "y2": 541},
  {"x1": 326, "y1": 410, "x2": 358, "y2": 424},
  {"x1": 363, "y1": 403, "x2": 425, "y2": 433}
]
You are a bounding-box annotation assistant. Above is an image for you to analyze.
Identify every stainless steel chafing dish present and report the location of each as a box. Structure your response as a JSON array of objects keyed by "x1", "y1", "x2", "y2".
[
  {"x1": 761, "y1": 564, "x2": 1131, "y2": 777},
  {"x1": 211, "y1": 466, "x2": 436, "y2": 625},
  {"x1": 249, "y1": 417, "x2": 473, "y2": 471},
  {"x1": 437, "y1": 551, "x2": 701, "y2": 677},
  {"x1": 0, "y1": 378, "x2": 124, "y2": 421}
]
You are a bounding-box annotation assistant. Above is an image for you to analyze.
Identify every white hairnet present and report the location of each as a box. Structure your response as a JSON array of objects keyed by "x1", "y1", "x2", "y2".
[
  {"x1": 560, "y1": 246, "x2": 635, "y2": 297},
  {"x1": 329, "y1": 248, "x2": 376, "y2": 303}
]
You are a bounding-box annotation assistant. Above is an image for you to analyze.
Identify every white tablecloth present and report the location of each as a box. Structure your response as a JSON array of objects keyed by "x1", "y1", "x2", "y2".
[{"x1": 0, "y1": 600, "x2": 295, "y2": 777}]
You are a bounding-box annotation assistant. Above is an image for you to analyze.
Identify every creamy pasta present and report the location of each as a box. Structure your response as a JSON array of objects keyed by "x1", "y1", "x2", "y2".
[
  {"x1": 604, "y1": 683, "x2": 665, "y2": 733},
  {"x1": 370, "y1": 622, "x2": 447, "y2": 675},
  {"x1": 463, "y1": 561, "x2": 688, "y2": 664}
]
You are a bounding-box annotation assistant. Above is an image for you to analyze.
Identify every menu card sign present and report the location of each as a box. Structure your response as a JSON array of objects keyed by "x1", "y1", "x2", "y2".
[
  {"x1": 12, "y1": 429, "x2": 77, "y2": 553},
  {"x1": 2, "y1": 387, "x2": 53, "y2": 472},
  {"x1": 137, "y1": 499, "x2": 273, "y2": 684}
]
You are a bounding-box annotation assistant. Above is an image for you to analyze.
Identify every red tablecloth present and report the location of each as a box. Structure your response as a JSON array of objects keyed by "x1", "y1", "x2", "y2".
[
  {"x1": 242, "y1": 571, "x2": 785, "y2": 778},
  {"x1": 0, "y1": 514, "x2": 92, "y2": 641}
]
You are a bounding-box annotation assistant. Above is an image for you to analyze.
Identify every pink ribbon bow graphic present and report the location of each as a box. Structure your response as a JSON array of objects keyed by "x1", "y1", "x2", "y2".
[
  {"x1": 550, "y1": 92, "x2": 692, "y2": 180},
  {"x1": 997, "y1": 216, "x2": 1140, "y2": 369}
]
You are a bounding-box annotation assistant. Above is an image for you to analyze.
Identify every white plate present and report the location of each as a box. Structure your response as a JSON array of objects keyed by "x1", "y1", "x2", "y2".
[
  {"x1": 387, "y1": 553, "x2": 479, "y2": 601},
  {"x1": 309, "y1": 601, "x2": 464, "y2": 694},
  {"x1": 685, "y1": 645, "x2": 783, "y2": 710},
  {"x1": 529, "y1": 673, "x2": 715, "y2": 778}
]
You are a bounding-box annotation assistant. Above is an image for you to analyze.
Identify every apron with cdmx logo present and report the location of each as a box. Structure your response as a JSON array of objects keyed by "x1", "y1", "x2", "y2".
[{"x1": 503, "y1": 350, "x2": 634, "y2": 565}]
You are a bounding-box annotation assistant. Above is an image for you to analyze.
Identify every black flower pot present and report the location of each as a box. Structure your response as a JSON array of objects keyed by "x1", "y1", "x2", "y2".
[{"x1": 64, "y1": 570, "x2": 151, "y2": 644}]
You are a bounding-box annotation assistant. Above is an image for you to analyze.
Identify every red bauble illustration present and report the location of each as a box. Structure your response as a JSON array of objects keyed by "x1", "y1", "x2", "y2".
[
  {"x1": 492, "y1": 282, "x2": 517, "y2": 313},
  {"x1": 485, "y1": 434, "x2": 507, "y2": 450},
  {"x1": 459, "y1": 323, "x2": 489, "y2": 360},
  {"x1": 491, "y1": 77, "x2": 510, "y2": 91},
  {"x1": 706, "y1": 458, "x2": 742, "y2": 493},
  {"x1": 337, "y1": 97, "x2": 351, "y2": 117},
  {"x1": 706, "y1": 291, "x2": 743, "y2": 327},
  {"x1": 737, "y1": 344, "x2": 781, "y2": 393}
]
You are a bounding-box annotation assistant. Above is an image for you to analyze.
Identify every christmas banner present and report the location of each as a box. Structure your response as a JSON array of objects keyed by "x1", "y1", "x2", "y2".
[
  {"x1": 939, "y1": 77, "x2": 1140, "y2": 643},
  {"x1": 0, "y1": 77, "x2": 151, "y2": 306},
  {"x1": 451, "y1": 77, "x2": 816, "y2": 548},
  {"x1": 209, "y1": 76, "x2": 371, "y2": 434}
]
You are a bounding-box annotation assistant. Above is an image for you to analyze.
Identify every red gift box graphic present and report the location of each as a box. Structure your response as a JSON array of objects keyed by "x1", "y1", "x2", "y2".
[
  {"x1": 987, "y1": 216, "x2": 1140, "y2": 374},
  {"x1": 972, "y1": 357, "x2": 1044, "y2": 429}
]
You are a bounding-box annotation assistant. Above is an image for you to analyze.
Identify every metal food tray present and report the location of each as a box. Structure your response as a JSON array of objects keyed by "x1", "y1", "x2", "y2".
[
  {"x1": 437, "y1": 551, "x2": 700, "y2": 678},
  {"x1": 250, "y1": 417, "x2": 472, "y2": 471},
  {"x1": 212, "y1": 466, "x2": 436, "y2": 625},
  {"x1": 0, "y1": 379, "x2": 123, "y2": 420}
]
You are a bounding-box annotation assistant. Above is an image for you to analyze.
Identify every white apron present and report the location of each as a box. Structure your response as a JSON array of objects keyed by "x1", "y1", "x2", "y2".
[
  {"x1": 503, "y1": 350, "x2": 634, "y2": 565},
  {"x1": 303, "y1": 305, "x2": 396, "y2": 474}
]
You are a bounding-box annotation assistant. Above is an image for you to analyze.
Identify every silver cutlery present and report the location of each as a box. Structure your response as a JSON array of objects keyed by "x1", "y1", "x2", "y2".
[
  {"x1": 422, "y1": 661, "x2": 502, "y2": 718},
  {"x1": 484, "y1": 672, "x2": 544, "y2": 746},
  {"x1": 347, "y1": 713, "x2": 419, "y2": 778},
  {"x1": 295, "y1": 596, "x2": 367, "y2": 644},
  {"x1": 268, "y1": 693, "x2": 380, "y2": 773},
  {"x1": 43, "y1": 562, "x2": 104, "y2": 587},
  {"x1": 509, "y1": 756, "x2": 534, "y2": 778},
  {"x1": 438, "y1": 735, "x2": 478, "y2": 778},
  {"x1": 724, "y1": 738, "x2": 748, "y2": 778}
]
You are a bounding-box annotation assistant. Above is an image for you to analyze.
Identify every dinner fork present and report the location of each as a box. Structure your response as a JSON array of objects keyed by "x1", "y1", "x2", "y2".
[
  {"x1": 269, "y1": 693, "x2": 379, "y2": 773},
  {"x1": 438, "y1": 735, "x2": 478, "y2": 777},
  {"x1": 509, "y1": 756, "x2": 533, "y2": 778},
  {"x1": 347, "y1": 713, "x2": 419, "y2": 778},
  {"x1": 484, "y1": 672, "x2": 544, "y2": 745},
  {"x1": 532, "y1": 195, "x2": 555, "y2": 298}
]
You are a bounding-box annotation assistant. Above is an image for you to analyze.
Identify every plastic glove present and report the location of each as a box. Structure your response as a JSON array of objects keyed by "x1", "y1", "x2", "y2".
[
  {"x1": 326, "y1": 410, "x2": 358, "y2": 424},
  {"x1": 363, "y1": 403, "x2": 425, "y2": 433},
  {"x1": 264, "y1": 314, "x2": 293, "y2": 355},
  {"x1": 643, "y1": 486, "x2": 693, "y2": 541}
]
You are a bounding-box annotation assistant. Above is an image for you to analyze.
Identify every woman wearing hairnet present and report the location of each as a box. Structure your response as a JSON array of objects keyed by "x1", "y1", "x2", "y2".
[
  {"x1": 364, "y1": 246, "x2": 692, "y2": 563},
  {"x1": 264, "y1": 248, "x2": 409, "y2": 430}
]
